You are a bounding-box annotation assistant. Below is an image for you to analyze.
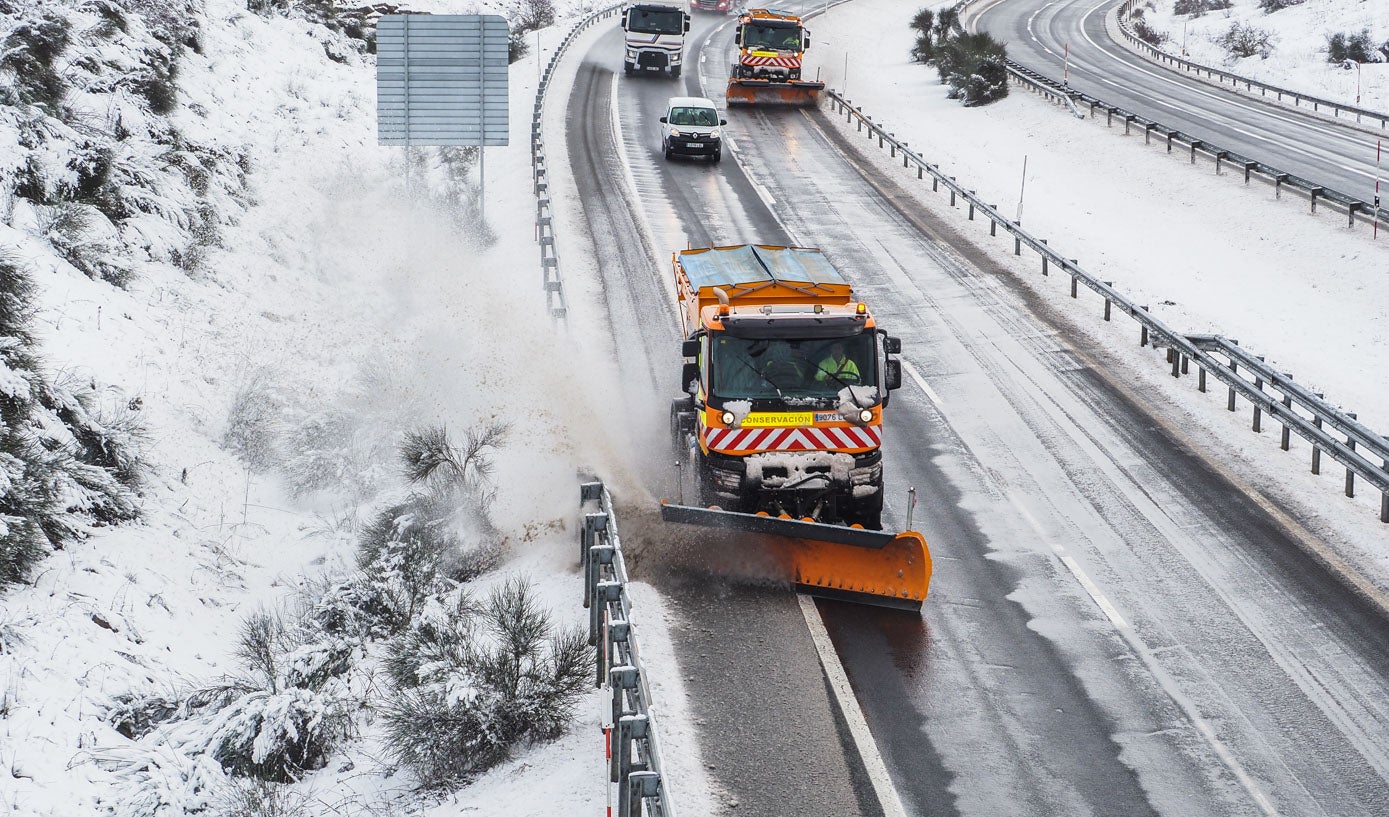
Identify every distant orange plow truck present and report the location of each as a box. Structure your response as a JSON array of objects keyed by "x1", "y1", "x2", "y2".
[
  {"x1": 662, "y1": 245, "x2": 932, "y2": 611},
  {"x1": 725, "y1": 9, "x2": 825, "y2": 107}
]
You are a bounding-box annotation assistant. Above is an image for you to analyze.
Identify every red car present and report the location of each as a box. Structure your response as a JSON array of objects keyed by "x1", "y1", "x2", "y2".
[{"x1": 689, "y1": 0, "x2": 734, "y2": 13}]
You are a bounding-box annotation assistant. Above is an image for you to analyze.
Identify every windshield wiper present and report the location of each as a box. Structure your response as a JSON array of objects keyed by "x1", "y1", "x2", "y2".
[
  {"x1": 735, "y1": 355, "x2": 785, "y2": 398},
  {"x1": 813, "y1": 363, "x2": 870, "y2": 408}
]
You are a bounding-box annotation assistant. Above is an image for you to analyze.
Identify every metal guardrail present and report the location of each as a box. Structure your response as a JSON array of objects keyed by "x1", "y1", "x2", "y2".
[
  {"x1": 824, "y1": 89, "x2": 1389, "y2": 522},
  {"x1": 581, "y1": 481, "x2": 675, "y2": 817},
  {"x1": 1115, "y1": 0, "x2": 1389, "y2": 131},
  {"x1": 949, "y1": 0, "x2": 1388, "y2": 230},
  {"x1": 531, "y1": 3, "x2": 625, "y2": 320}
]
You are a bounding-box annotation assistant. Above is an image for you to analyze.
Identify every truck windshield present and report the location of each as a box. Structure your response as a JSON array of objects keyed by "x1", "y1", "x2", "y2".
[
  {"x1": 711, "y1": 335, "x2": 875, "y2": 401},
  {"x1": 741, "y1": 23, "x2": 803, "y2": 50},
  {"x1": 628, "y1": 9, "x2": 685, "y2": 34}
]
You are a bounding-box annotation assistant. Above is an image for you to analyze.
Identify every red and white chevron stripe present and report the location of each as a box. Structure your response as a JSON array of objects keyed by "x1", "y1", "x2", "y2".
[
  {"x1": 703, "y1": 425, "x2": 880, "y2": 454},
  {"x1": 742, "y1": 55, "x2": 801, "y2": 68}
]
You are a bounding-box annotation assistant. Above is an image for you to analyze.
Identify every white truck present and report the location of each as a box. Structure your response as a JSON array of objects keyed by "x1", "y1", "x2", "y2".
[{"x1": 622, "y1": 4, "x2": 691, "y2": 78}]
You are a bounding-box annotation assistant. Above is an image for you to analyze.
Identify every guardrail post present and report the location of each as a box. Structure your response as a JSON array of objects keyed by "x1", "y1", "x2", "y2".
[
  {"x1": 610, "y1": 664, "x2": 639, "y2": 731},
  {"x1": 613, "y1": 712, "x2": 648, "y2": 792},
  {"x1": 1145, "y1": 123, "x2": 1156, "y2": 145},
  {"x1": 1198, "y1": 365, "x2": 1206, "y2": 392},
  {"x1": 1252, "y1": 359, "x2": 1265, "y2": 432},
  {"x1": 1106, "y1": 108, "x2": 1113, "y2": 127},
  {"x1": 968, "y1": 194, "x2": 975, "y2": 220},
  {"x1": 1381, "y1": 462, "x2": 1388, "y2": 522},
  {"x1": 601, "y1": 616, "x2": 630, "y2": 686},
  {"x1": 590, "y1": 574, "x2": 619, "y2": 646},
  {"x1": 1103, "y1": 282, "x2": 1113, "y2": 321},
  {"x1": 1312, "y1": 397, "x2": 1323, "y2": 473},
  {"x1": 582, "y1": 511, "x2": 608, "y2": 577},
  {"x1": 1214, "y1": 151, "x2": 1227, "y2": 175},
  {"x1": 1345, "y1": 413, "x2": 1358, "y2": 497},
  {"x1": 1040, "y1": 240, "x2": 1048, "y2": 275},
  {"x1": 1244, "y1": 161, "x2": 1256, "y2": 184},
  {"x1": 990, "y1": 208, "x2": 998, "y2": 235},
  {"x1": 1139, "y1": 306, "x2": 1149, "y2": 346},
  {"x1": 1167, "y1": 132, "x2": 1174, "y2": 153},
  {"x1": 1275, "y1": 173, "x2": 1288, "y2": 199},
  {"x1": 625, "y1": 769, "x2": 660, "y2": 817},
  {"x1": 949, "y1": 188, "x2": 956, "y2": 206},
  {"x1": 1189, "y1": 141, "x2": 1201, "y2": 164},
  {"x1": 1310, "y1": 187, "x2": 1323, "y2": 213},
  {"x1": 1069, "y1": 263, "x2": 1078, "y2": 298},
  {"x1": 1280, "y1": 393, "x2": 1293, "y2": 450},
  {"x1": 1347, "y1": 202, "x2": 1358, "y2": 228}
]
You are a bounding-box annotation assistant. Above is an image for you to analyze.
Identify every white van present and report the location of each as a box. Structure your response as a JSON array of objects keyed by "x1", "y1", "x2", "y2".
[{"x1": 659, "y1": 96, "x2": 726, "y2": 162}]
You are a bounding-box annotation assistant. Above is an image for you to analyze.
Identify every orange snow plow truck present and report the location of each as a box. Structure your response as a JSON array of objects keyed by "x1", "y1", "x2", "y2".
[
  {"x1": 726, "y1": 8, "x2": 825, "y2": 107},
  {"x1": 662, "y1": 245, "x2": 931, "y2": 610}
]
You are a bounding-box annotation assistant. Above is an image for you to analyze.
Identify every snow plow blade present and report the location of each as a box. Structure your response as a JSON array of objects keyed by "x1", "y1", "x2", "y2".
[
  {"x1": 725, "y1": 78, "x2": 825, "y2": 107},
  {"x1": 660, "y1": 501, "x2": 931, "y2": 611}
]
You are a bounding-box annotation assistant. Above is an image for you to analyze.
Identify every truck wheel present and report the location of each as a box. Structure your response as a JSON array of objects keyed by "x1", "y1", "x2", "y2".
[
  {"x1": 664, "y1": 143, "x2": 674, "y2": 160},
  {"x1": 671, "y1": 66, "x2": 682, "y2": 78},
  {"x1": 711, "y1": 150, "x2": 722, "y2": 163},
  {"x1": 624, "y1": 64, "x2": 634, "y2": 76}
]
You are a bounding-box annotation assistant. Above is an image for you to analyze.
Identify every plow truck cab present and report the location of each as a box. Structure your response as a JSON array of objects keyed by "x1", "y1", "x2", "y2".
[
  {"x1": 622, "y1": 3, "x2": 691, "y2": 78},
  {"x1": 726, "y1": 8, "x2": 825, "y2": 106},
  {"x1": 662, "y1": 245, "x2": 931, "y2": 611}
]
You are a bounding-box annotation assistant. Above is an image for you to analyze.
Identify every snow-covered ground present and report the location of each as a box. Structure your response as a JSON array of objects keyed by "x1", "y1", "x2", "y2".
[
  {"x1": 0, "y1": 1, "x2": 699, "y2": 814},
  {"x1": 1138, "y1": 0, "x2": 1389, "y2": 111}
]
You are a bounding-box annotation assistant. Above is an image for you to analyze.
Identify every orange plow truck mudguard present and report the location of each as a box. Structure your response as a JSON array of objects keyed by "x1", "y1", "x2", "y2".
[{"x1": 660, "y1": 501, "x2": 932, "y2": 611}]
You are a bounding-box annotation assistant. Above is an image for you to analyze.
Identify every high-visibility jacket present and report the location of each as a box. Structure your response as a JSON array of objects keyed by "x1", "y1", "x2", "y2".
[{"x1": 814, "y1": 355, "x2": 859, "y2": 382}]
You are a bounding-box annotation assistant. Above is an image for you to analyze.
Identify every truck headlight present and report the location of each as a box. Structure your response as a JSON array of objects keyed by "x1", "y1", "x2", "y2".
[
  {"x1": 859, "y1": 409, "x2": 874, "y2": 423},
  {"x1": 626, "y1": 50, "x2": 636, "y2": 59},
  {"x1": 709, "y1": 128, "x2": 721, "y2": 138},
  {"x1": 670, "y1": 129, "x2": 682, "y2": 137},
  {"x1": 721, "y1": 410, "x2": 736, "y2": 425}
]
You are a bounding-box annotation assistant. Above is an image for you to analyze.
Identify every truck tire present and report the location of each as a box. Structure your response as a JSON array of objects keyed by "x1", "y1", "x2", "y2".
[
  {"x1": 664, "y1": 143, "x2": 674, "y2": 160},
  {"x1": 852, "y1": 488, "x2": 884, "y2": 531},
  {"x1": 711, "y1": 149, "x2": 722, "y2": 163},
  {"x1": 624, "y1": 64, "x2": 634, "y2": 76},
  {"x1": 672, "y1": 65, "x2": 682, "y2": 78}
]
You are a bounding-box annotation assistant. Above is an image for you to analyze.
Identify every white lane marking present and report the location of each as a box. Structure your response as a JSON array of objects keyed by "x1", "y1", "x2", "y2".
[
  {"x1": 901, "y1": 358, "x2": 944, "y2": 409},
  {"x1": 753, "y1": 180, "x2": 777, "y2": 207},
  {"x1": 798, "y1": 594, "x2": 910, "y2": 817},
  {"x1": 894, "y1": 316, "x2": 1278, "y2": 816}
]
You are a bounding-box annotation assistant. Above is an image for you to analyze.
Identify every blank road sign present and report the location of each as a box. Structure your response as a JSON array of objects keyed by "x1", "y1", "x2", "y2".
[{"x1": 376, "y1": 14, "x2": 509, "y2": 147}]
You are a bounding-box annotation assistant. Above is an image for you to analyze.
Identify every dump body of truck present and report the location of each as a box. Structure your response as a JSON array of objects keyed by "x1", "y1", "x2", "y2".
[
  {"x1": 622, "y1": 4, "x2": 691, "y2": 78},
  {"x1": 726, "y1": 9, "x2": 825, "y2": 106},
  {"x1": 663, "y1": 245, "x2": 931, "y2": 610}
]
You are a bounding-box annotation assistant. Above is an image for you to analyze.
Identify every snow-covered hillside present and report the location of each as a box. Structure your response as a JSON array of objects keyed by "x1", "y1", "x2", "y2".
[
  {"x1": 1135, "y1": 0, "x2": 1388, "y2": 110},
  {"x1": 0, "y1": 1, "x2": 646, "y2": 814}
]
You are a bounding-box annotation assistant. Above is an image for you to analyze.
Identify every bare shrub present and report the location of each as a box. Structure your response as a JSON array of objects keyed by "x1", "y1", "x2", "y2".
[
  {"x1": 1327, "y1": 30, "x2": 1376, "y2": 63},
  {"x1": 1217, "y1": 22, "x2": 1273, "y2": 59},
  {"x1": 1, "y1": 11, "x2": 71, "y2": 108},
  {"x1": 1132, "y1": 18, "x2": 1169, "y2": 47},
  {"x1": 222, "y1": 371, "x2": 283, "y2": 471},
  {"x1": 514, "y1": 0, "x2": 556, "y2": 32},
  {"x1": 1258, "y1": 0, "x2": 1304, "y2": 11},
  {"x1": 215, "y1": 778, "x2": 310, "y2": 817},
  {"x1": 1173, "y1": 0, "x2": 1230, "y2": 17}
]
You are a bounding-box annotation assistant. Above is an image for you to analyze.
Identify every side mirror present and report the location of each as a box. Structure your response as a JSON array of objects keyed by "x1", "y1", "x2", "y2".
[
  {"x1": 681, "y1": 362, "x2": 700, "y2": 394},
  {"x1": 719, "y1": 119, "x2": 727, "y2": 125},
  {"x1": 621, "y1": 13, "x2": 628, "y2": 30},
  {"x1": 803, "y1": 35, "x2": 811, "y2": 48},
  {"x1": 659, "y1": 116, "x2": 668, "y2": 124},
  {"x1": 885, "y1": 359, "x2": 902, "y2": 391},
  {"x1": 884, "y1": 335, "x2": 902, "y2": 354},
  {"x1": 684, "y1": 14, "x2": 691, "y2": 31},
  {"x1": 681, "y1": 338, "x2": 700, "y2": 357},
  {"x1": 734, "y1": 31, "x2": 742, "y2": 46}
]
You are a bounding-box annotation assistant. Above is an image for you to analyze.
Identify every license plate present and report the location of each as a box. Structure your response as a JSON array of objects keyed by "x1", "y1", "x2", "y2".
[{"x1": 686, "y1": 142, "x2": 702, "y2": 148}]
